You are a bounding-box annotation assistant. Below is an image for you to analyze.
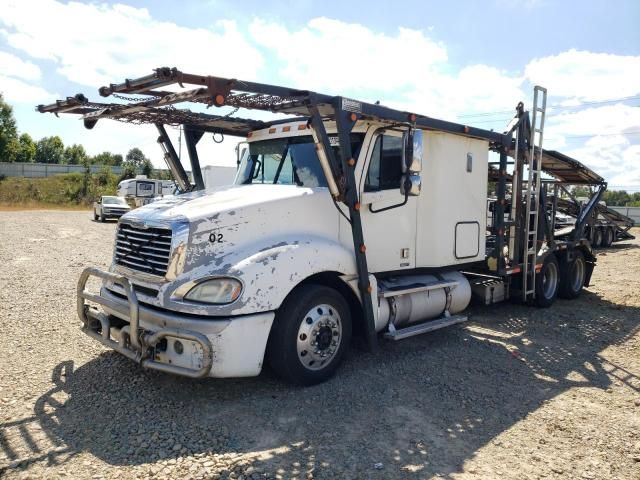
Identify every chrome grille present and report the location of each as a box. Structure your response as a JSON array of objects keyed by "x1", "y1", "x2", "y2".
[
  {"x1": 115, "y1": 224, "x2": 172, "y2": 276},
  {"x1": 104, "y1": 207, "x2": 129, "y2": 215}
]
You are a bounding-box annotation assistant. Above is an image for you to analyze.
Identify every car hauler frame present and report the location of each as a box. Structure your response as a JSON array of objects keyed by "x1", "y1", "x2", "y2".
[{"x1": 37, "y1": 67, "x2": 606, "y2": 383}]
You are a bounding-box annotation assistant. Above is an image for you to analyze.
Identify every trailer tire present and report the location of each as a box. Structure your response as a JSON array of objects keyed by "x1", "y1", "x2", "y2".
[
  {"x1": 559, "y1": 250, "x2": 586, "y2": 299},
  {"x1": 593, "y1": 228, "x2": 603, "y2": 248},
  {"x1": 604, "y1": 227, "x2": 614, "y2": 247},
  {"x1": 267, "y1": 284, "x2": 351, "y2": 386},
  {"x1": 534, "y1": 254, "x2": 559, "y2": 308}
]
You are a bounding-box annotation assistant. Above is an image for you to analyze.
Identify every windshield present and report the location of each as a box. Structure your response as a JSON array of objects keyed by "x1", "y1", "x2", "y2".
[
  {"x1": 235, "y1": 134, "x2": 365, "y2": 187},
  {"x1": 103, "y1": 196, "x2": 127, "y2": 205}
]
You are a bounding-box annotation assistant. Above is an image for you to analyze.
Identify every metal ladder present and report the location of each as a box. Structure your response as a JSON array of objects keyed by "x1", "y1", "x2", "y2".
[{"x1": 522, "y1": 86, "x2": 547, "y2": 301}]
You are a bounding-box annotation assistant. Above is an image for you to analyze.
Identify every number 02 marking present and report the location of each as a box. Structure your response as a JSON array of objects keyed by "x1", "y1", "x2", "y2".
[{"x1": 209, "y1": 232, "x2": 224, "y2": 243}]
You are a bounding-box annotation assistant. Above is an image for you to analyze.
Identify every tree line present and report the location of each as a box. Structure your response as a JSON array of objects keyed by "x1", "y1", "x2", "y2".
[
  {"x1": 0, "y1": 93, "x2": 171, "y2": 180},
  {"x1": 571, "y1": 186, "x2": 640, "y2": 207}
]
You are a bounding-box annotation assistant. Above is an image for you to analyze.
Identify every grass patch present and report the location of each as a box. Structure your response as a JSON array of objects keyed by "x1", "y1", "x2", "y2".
[{"x1": 0, "y1": 168, "x2": 118, "y2": 207}]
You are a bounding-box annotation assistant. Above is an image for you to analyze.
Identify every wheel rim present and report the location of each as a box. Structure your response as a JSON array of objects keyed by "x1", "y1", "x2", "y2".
[
  {"x1": 571, "y1": 257, "x2": 585, "y2": 292},
  {"x1": 542, "y1": 261, "x2": 558, "y2": 299},
  {"x1": 296, "y1": 303, "x2": 342, "y2": 371}
]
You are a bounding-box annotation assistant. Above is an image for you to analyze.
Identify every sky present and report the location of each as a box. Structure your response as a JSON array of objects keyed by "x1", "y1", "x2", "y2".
[{"x1": 1, "y1": 0, "x2": 639, "y2": 189}]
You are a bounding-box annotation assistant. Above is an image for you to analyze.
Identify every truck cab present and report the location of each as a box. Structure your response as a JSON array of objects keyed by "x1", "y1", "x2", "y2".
[{"x1": 93, "y1": 118, "x2": 485, "y2": 382}]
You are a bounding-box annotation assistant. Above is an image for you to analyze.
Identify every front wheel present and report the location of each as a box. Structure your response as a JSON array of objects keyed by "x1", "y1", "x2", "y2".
[
  {"x1": 267, "y1": 284, "x2": 352, "y2": 385},
  {"x1": 93, "y1": 210, "x2": 98, "y2": 221},
  {"x1": 535, "y1": 254, "x2": 559, "y2": 307},
  {"x1": 99, "y1": 212, "x2": 105, "y2": 222}
]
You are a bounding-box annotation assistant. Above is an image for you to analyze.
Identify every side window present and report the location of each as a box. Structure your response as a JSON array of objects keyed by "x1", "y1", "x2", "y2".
[{"x1": 364, "y1": 134, "x2": 403, "y2": 191}]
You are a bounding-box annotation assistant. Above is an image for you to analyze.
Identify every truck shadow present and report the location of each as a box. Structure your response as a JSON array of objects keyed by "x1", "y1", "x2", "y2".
[
  {"x1": 597, "y1": 242, "x2": 639, "y2": 252},
  {"x1": 2, "y1": 291, "x2": 638, "y2": 478}
]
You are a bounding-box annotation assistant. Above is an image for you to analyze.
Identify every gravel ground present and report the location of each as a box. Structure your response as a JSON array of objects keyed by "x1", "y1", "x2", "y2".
[{"x1": 0, "y1": 210, "x2": 639, "y2": 480}]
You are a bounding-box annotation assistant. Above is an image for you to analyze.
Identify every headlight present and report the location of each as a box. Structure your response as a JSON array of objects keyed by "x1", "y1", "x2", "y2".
[{"x1": 183, "y1": 278, "x2": 242, "y2": 305}]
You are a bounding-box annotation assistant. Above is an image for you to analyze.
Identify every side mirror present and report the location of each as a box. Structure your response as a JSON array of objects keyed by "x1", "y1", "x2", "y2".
[
  {"x1": 403, "y1": 128, "x2": 423, "y2": 173},
  {"x1": 401, "y1": 129, "x2": 423, "y2": 196},
  {"x1": 401, "y1": 174, "x2": 422, "y2": 196}
]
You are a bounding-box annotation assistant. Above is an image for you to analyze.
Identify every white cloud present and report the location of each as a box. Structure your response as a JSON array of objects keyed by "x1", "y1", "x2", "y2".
[
  {"x1": 565, "y1": 136, "x2": 640, "y2": 189},
  {"x1": 0, "y1": 0, "x2": 264, "y2": 88},
  {"x1": 249, "y1": 17, "x2": 448, "y2": 94},
  {"x1": 525, "y1": 49, "x2": 640, "y2": 101},
  {"x1": 0, "y1": 50, "x2": 52, "y2": 104},
  {"x1": 0, "y1": 0, "x2": 263, "y2": 167},
  {"x1": 249, "y1": 17, "x2": 526, "y2": 121},
  {"x1": 0, "y1": 74, "x2": 56, "y2": 104},
  {"x1": 0, "y1": 50, "x2": 41, "y2": 80},
  {"x1": 544, "y1": 103, "x2": 640, "y2": 147},
  {"x1": 1, "y1": 3, "x2": 637, "y2": 186}
]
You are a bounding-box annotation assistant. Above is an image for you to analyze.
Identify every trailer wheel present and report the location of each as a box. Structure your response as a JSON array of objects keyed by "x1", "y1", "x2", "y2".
[
  {"x1": 604, "y1": 228, "x2": 614, "y2": 247},
  {"x1": 593, "y1": 228, "x2": 603, "y2": 248},
  {"x1": 267, "y1": 284, "x2": 351, "y2": 385},
  {"x1": 535, "y1": 254, "x2": 559, "y2": 308},
  {"x1": 559, "y1": 250, "x2": 586, "y2": 299}
]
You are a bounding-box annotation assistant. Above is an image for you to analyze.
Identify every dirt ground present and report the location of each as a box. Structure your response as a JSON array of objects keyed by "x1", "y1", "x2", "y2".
[{"x1": 0, "y1": 211, "x2": 638, "y2": 480}]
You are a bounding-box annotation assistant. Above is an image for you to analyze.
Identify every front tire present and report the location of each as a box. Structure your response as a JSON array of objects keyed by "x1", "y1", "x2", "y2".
[
  {"x1": 535, "y1": 254, "x2": 559, "y2": 307},
  {"x1": 93, "y1": 210, "x2": 98, "y2": 221},
  {"x1": 99, "y1": 212, "x2": 105, "y2": 222},
  {"x1": 267, "y1": 284, "x2": 352, "y2": 385},
  {"x1": 559, "y1": 250, "x2": 586, "y2": 299}
]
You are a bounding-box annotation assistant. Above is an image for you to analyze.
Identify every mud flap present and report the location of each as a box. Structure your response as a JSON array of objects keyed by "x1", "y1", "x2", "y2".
[{"x1": 584, "y1": 259, "x2": 596, "y2": 287}]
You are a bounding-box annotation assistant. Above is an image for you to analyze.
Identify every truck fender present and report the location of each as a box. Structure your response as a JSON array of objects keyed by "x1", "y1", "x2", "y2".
[
  {"x1": 173, "y1": 236, "x2": 357, "y2": 316},
  {"x1": 227, "y1": 237, "x2": 357, "y2": 315}
]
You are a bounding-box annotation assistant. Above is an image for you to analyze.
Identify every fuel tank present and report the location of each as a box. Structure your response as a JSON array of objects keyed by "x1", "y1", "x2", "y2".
[{"x1": 376, "y1": 271, "x2": 471, "y2": 330}]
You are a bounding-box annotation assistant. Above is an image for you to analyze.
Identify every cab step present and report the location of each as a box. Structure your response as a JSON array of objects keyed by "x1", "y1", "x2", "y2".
[{"x1": 384, "y1": 315, "x2": 468, "y2": 341}]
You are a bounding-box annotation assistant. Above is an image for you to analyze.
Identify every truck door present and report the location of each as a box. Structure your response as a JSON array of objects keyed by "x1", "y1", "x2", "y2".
[{"x1": 358, "y1": 130, "x2": 418, "y2": 272}]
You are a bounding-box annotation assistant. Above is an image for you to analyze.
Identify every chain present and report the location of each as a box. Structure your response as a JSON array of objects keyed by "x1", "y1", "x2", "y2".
[{"x1": 111, "y1": 92, "x2": 161, "y2": 103}]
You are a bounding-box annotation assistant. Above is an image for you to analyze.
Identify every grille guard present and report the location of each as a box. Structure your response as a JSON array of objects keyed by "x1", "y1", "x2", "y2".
[{"x1": 77, "y1": 267, "x2": 213, "y2": 378}]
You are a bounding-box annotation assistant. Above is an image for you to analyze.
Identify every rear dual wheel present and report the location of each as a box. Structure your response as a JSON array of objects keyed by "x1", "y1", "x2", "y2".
[
  {"x1": 603, "y1": 228, "x2": 614, "y2": 247},
  {"x1": 559, "y1": 250, "x2": 586, "y2": 299},
  {"x1": 592, "y1": 228, "x2": 603, "y2": 248},
  {"x1": 534, "y1": 254, "x2": 559, "y2": 308}
]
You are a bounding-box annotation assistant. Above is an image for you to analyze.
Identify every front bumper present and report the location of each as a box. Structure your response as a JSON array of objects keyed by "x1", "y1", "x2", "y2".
[
  {"x1": 77, "y1": 267, "x2": 274, "y2": 378},
  {"x1": 103, "y1": 210, "x2": 129, "y2": 217}
]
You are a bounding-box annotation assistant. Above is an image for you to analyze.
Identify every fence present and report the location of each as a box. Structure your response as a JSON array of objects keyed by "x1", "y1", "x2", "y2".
[
  {"x1": 0, "y1": 162, "x2": 125, "y2": 178},
  {"x1": 610, "y1": 207, "x2": 640, "y2": 226}
]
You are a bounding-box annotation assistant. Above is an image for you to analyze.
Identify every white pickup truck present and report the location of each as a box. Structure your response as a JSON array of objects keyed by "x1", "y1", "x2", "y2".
[{"x1": 93, "y1": 196, "x2": 131, "y2": 222}]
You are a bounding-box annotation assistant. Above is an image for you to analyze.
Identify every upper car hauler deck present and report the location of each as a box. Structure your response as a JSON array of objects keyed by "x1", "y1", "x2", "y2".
[{"x1": 37, "y1": 67, "x2": 610, "y2": 384}]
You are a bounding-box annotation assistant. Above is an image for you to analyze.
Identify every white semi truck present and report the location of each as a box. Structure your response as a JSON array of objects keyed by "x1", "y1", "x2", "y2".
[{"x1": 38, "y1": 68, "x2": 603, "y2": 385}]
